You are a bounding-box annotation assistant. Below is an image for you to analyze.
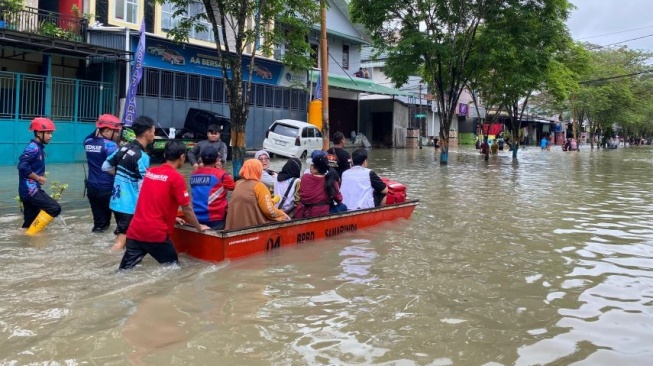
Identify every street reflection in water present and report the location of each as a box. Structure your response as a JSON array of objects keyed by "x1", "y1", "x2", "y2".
[{"x1": 1, "y1": 146, "x2": 653, "y2": 365}]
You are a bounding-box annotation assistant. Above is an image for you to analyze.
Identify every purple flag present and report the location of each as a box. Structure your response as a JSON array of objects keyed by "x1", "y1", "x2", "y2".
[
  {"x1": 122, "y1": 20, "x2": 146, "y2": 127},
  {"x1": 314, "y1": 72, "x2": 322, "y2": 100}
]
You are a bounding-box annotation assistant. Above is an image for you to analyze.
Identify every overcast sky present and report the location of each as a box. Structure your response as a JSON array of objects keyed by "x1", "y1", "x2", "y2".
[{"x1": 567, "y1": 0, "x2": 653, "y2": 50}]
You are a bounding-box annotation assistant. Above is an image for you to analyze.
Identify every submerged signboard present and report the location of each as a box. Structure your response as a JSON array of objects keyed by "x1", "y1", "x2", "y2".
[{"x1": 134, "y1": 36, "x2": 295, "y2": 86}]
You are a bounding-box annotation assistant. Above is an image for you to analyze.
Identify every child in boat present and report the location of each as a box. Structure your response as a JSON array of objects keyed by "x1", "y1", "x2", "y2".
[
  {"x1": 226, "y1": 159, "x2": 290, "y2": 230},
  {"x1": 295, "y1": 155, "x2": 347, "y2": 218},
  {"x1": 190, "y1": 146, "x2": 236, "y2": 230},
  {"x1": 274, "y1": 158, "x2": 302, "y2": 217}
]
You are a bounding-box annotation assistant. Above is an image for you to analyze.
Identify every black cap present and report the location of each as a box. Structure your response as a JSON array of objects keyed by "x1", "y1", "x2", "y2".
[{"x1": 201, "y1": 145, "x2": 219, "y2": 161}]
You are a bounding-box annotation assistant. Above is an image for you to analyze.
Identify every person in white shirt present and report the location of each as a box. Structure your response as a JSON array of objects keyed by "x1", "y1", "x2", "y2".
[
  {"x1": 340, "y1": 149, "x2": 388, "y2": 210},
  {"x1": 255, "y1": 150, "x2": 276, "y2": 190}
]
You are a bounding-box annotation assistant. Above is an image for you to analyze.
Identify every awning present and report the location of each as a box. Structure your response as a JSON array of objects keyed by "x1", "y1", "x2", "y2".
[{"x1": 309, "y1": 70, "x2": 413, "y2": 97}]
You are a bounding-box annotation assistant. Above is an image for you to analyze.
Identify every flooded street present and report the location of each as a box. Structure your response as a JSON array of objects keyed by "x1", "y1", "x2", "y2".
[{"x1": 2, "y1": 146, "x2": 653, "y2": 365}]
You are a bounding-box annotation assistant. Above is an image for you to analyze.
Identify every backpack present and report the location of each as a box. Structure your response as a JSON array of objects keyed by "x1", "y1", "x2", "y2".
[{"x1": 381, "y1": 177, "x2": 407, "y2": 204}]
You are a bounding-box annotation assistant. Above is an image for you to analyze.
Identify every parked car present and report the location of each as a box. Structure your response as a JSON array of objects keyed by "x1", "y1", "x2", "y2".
[
  {"x1": 262, "y1": 119, "x2": 323, "y2": 159},
  {"x1": 162, "y1": 49, "x2": 185, "y2": 65}
]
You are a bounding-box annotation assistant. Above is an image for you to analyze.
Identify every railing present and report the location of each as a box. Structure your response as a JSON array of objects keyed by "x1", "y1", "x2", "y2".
[
  {"x1": 0, "y1": 6, "x2": 88, "y2": 42},
  {"x1": 0, "y1": 71, "x2": 115, "y2": 121}
]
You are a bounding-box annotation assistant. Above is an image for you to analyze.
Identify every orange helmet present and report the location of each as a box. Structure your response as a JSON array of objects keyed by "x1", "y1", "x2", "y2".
[
  {"x1": 96, "y1": 114, "x2": 122, "y2": 130},
  {"x1": 29, "y1": 117, "x2": 55, "y2": 132}
]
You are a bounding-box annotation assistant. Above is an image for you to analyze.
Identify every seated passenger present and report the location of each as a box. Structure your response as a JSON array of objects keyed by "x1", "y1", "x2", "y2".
[
  {"x1": 274, "y1": 158, "x2": 302, "y2": 217},
  {"x1": 225, "y1": 159, "x2": 289, "y2": 230},
  {"x1": 304, "y1": 149, "x2": 326, "y2": 175},
  {"x1": 295, "y1": 155, "x2": 346, "y2": 218},
  {"x1": 341, "y1": 148, "x2": 388, "y2": 209},
  {"x1": 190, "y1": 146, "x2": 236, "y2": 230},
  {"x1": 255, "y1": 150, "x2": 276, "y2": 190}
]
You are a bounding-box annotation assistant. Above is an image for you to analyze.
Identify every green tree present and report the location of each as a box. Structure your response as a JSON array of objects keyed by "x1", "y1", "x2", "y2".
[
  {"x1": 350, "y1": 0, "x2": 496, "y2": 165},
  {"x1": 473, "y1": 0, "x2": 573, "y2": 158},
  {"x1": 575, "y1": 46, "x2": 652, "y2": 148},
  {"x1": 159, "y1": 0, "x2": 319, "y2": 177}
]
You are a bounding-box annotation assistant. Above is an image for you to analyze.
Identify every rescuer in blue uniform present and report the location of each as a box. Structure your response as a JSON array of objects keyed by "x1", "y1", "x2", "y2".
[
  {"x1": 84, "y1": 114, "x2": 122, "y2": 233},
  {"x1": 17, "y1": 117, "x2": 62, "y2": 229}
]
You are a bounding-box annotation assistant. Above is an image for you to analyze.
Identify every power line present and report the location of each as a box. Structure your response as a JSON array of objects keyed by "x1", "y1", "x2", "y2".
[
  {"x1": 604, "y1": 33, "x2": 653, "y2": 47},
  {"x1": 579, "y1": 69, "x2": 653, "y2": 84},
  {"x1": 577, "y1": 25, "x2": 653, "y2": 40}
]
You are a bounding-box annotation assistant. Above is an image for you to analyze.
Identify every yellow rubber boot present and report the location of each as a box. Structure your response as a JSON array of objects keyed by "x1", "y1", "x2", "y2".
[{"x1": 26, "y1": 210, "x2": 54, "y2": 235}]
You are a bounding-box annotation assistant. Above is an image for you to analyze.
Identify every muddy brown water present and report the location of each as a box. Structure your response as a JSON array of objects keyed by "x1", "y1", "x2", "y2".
[{"x1": 1, "y1": 146, "x2": 652, "y2": 365}]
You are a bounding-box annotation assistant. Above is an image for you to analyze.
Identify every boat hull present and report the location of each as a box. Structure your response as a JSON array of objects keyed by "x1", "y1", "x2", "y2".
[{"x1": 171, "y1": 200, "x2": 418, "y2": 262}]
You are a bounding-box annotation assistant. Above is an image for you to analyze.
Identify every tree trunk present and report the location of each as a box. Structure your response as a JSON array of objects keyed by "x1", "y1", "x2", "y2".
[{"x1": 512, "y1": 127, "x2": 520, "y2": 158}]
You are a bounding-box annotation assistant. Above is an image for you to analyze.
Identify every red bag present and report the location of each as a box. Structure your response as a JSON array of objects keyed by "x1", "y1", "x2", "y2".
[{"x1": 381, "y1": 178, "x2": 406, "y2": 204}]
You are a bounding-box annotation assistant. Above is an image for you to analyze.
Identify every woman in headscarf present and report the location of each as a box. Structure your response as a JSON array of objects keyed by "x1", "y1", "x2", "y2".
[
  {"x1": 225, "y1": 159, "x2": 290, "y2": 230},
  {"x1": 274, "y1": 158, "x2": 302, "y2": 217},
  {"x1": 255, "y1": 150, "x2": 276, "y2": 190},
  {"x1": 295, "y1": 155, "x2": 347, "y2": 219}
]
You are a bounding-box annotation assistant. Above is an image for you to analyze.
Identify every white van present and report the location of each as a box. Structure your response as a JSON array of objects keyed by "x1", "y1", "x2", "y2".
[{"x1": 262, "y1": 119, "x2": 323, "y2": 158}]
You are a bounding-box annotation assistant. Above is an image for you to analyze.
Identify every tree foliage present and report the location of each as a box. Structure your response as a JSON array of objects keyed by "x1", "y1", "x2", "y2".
[
  {"x1": 573, "y1": 46, "x2": 653, "y2": 147},
  {"x1": 350, "y1": 0, "x2": 572, "y2": 164},
  {"x1": 159, "y1": 0, "x2": 319, "y2": 176}
]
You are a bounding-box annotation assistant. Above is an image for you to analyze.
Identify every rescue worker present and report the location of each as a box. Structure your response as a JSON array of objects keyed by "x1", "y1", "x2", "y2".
[
  {"x1": 17, "y1": 117, "x2": 62, "y2": 229},
  {"x1": 84, "y1": 114, "x2": 121, "y2": 233},
  {"x1": 102, "y1": 116, "x2": 155, "y2": 251},
  {"x1": 190, "y1": 146, "x2": 236, "y2": 230}
]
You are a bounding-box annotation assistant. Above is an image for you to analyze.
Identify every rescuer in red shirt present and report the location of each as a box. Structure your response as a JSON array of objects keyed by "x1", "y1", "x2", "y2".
[{"x1": 119, "y1": 141, "x2": 209, "y2": 270}]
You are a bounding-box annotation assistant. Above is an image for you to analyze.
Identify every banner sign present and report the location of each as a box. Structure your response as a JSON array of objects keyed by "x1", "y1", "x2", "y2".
[
  {"x1": 123, "y1": 20, "x2": 146, "y2": 127},
  {"x1": 134, "y1": 36, "x2": 285, "y2": 86},
  {"x1": 458, "y1": 103, "x2": 469, "y2": 116}
]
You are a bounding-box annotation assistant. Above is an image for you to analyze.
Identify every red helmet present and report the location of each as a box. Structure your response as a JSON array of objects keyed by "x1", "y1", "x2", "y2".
[
  {"x1": 29, "y1": 117, "x2": 55, "y2": 132},
  {"x1": 96, "y1": 114, "x2": 122, "y2": 130}
]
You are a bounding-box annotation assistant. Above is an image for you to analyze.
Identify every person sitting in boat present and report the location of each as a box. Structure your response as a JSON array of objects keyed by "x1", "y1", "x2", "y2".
[
  {"x1": 255, "y1": 150, "x2": 276, "y2": 190},
  {"x1": 225, "y1": 159, "x2": 290, "y2": 230},
  {"x1": 295, "y1": 155, "x2": 347, "y2": 218},
  {"x1": 304, "y1": 150, "x2": 326, "y2": 175},
  {"x1": 340, "y1": 148, "x2": 388, "y2": 210},
  {"x1": 274, "y1": 158, "x2": 302, "y2": 217},
  {"x1": 190, "y1": 146, "x2": 236, "y2": 230}
]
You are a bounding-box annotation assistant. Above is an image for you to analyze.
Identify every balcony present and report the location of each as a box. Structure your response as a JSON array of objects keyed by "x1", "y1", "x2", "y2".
[{"x1": 0, "y1": 6, "x2": 88, "y2": 42}]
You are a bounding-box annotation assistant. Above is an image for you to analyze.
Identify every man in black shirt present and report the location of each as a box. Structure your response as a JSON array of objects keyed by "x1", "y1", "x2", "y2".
[{"x1": 327, "y1": 132, "x2": 352, "y2": 179}]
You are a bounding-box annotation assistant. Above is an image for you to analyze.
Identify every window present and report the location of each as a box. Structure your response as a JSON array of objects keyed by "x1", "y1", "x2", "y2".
[
  {"x1": 310, "y1": 44, "x2": 319, "y2": 68},
  {"x1": 271, "y1": 123, "x2": 299, "y2": 138},
  {"x1": 314, "y1": 128, "x2": 322, "y2": 138},
  {"x1": 115, "y1": 0, "x2": 138, "y2": 24},
  {"x1": 162, "y1": 1, "x2": 215, "y2": 43},
  {"x1": 342, "y1": 45, "x2": 349, "y2": 70}
]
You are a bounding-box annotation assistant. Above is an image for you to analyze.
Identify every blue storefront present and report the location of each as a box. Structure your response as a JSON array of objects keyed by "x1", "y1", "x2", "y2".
[{"x1": 129, "y1": 35, "x2": 309, "y2": 150}]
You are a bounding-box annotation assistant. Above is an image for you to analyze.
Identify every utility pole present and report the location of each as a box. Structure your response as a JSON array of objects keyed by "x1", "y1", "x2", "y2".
[
  {"x1": 418, "y1": 84, "x2": 423, "y2": 148},
  {"x1": 320, "y1": 0, "x2": 329, "y2": 151}
]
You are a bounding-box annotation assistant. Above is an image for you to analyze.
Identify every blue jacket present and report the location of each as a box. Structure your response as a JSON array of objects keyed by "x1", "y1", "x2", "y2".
[
  {"x1": 102, "y1": 141, "x2": 150, "y2": 214},
  {"x1": 84, "y1": 132, "x2": 119, "y2": 190},
  {"x1": 17, "y1": 139, "x2": 46, "y2": 199}
]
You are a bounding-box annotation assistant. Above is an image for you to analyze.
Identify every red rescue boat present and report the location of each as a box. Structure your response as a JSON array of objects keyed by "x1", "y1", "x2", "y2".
[{"x1": 172, "y1": 200, "x2": 419, "y2": 262}]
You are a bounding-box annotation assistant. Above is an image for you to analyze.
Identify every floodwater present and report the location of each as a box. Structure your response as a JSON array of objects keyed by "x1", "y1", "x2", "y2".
[{"x1": 1, "y1": 145, "x2": 653, "y2": 365}]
